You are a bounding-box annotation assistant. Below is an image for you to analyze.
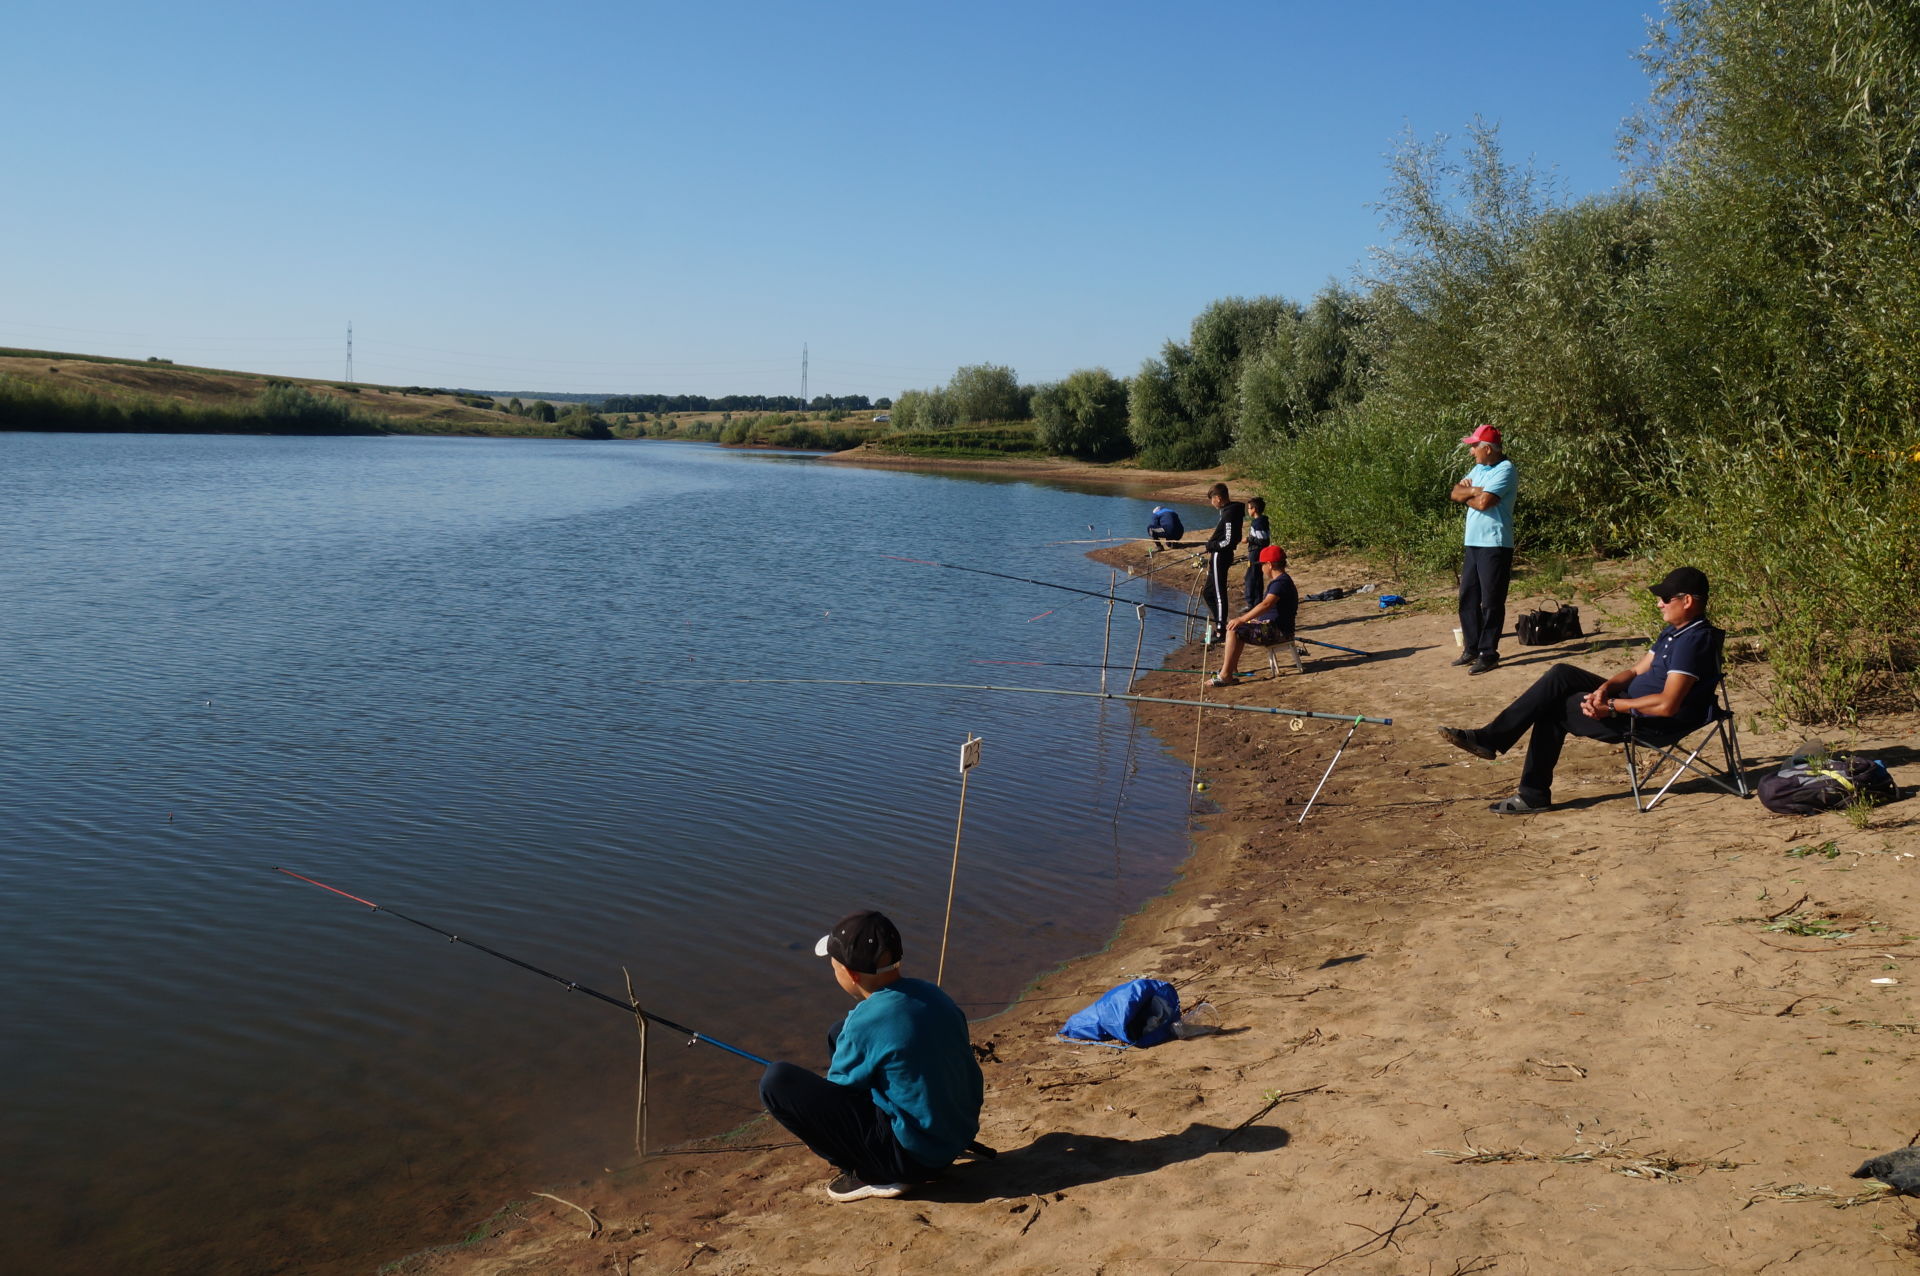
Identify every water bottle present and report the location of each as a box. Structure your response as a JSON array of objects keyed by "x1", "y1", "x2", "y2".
[{"x1": 1172, "y1": 1001, "x2": 1220, "y2": 1038}]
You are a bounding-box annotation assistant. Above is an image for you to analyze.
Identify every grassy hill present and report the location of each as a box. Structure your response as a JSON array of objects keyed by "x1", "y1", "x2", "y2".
[{"x1": 0, "y1": 348, "x2": 587, "y2": 438}]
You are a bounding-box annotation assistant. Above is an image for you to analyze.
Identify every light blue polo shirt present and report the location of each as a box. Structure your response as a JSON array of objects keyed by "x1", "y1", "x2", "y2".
[{"x1": 1462, "y1": 459, "x2": 1516, "y2": 548}]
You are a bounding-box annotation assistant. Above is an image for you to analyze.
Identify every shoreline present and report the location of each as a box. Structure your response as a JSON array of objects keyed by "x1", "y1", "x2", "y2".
[
  {"x1": 815, "y1": 443, "x2": 1226, "y2": 501},
  {"x1": 406, "y1": 544, "x2": 1920, "y2": 1275}
]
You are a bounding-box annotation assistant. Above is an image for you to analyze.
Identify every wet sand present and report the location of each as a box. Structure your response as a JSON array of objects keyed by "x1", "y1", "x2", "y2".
[{"x1": 402, "y1": 543, "x2": 1920, "y2": 1275}]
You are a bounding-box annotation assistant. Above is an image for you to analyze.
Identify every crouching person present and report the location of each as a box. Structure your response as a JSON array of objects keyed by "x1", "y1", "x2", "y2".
[{"x1": 760, "y1": 911, "x2": 984, "y2": 1202}]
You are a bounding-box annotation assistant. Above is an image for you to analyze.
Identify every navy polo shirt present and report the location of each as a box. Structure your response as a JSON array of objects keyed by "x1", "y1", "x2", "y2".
[{"x1": 1625, "y1": 619, "x2": 1716, "y2": 728}]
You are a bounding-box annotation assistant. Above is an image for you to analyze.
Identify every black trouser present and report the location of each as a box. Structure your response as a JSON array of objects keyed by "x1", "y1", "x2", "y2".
[
  {"x1": 1243, "y1": 556, "x2": 1265, "y2": 609},
  {"x1": 1203, "y1": 551, "x2": 1233, "y2": 632},
  {"x1": 1458, "y1": 545, "x2": 1514, "y2": 659},
  {"x1": 759, "y1": 1062, "x2": 939, "y2": 1185},
  {"x1": 1475, "y1": 663, "x2": 1687, "y2": 806}
]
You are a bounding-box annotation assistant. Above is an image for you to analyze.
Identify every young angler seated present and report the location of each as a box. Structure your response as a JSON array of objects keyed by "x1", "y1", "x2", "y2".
[
  {"x1": 1436, "y1": 566, "x2": 1718, "y2": 814},
  {"x1": 759, "y1": 911, "x2": 984, "y2": 1202},
  {"x1": 1210, "y1": 545, "x2": 1298, "y2": 687}
]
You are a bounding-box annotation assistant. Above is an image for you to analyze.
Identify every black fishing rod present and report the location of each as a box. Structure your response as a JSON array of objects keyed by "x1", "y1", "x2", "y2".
[
  {"x1": 275, "y1": 868, "x2": 771, "y2": 1066},
  {"x1": 885, "y1": 555, "x2": 1370, "y2": 657},
  {"x1": 661, "y1": 676, "x2": 1391, "y2": 725}
]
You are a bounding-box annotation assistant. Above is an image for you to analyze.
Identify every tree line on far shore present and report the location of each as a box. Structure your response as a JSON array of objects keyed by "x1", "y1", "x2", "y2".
[{"x1": 884, "y1": 0, "x2": 1918, "y2": 723}]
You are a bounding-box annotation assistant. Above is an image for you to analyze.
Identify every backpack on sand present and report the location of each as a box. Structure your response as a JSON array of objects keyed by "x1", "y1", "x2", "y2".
[{"x1": 1758, "y1": 754, "x2": 1897, "y2": 815}]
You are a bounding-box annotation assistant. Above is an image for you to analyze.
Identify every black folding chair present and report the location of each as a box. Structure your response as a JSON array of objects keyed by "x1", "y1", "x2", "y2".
[{"x1": 1623, "y1": 627, "x2": 1751, "y2": 812}]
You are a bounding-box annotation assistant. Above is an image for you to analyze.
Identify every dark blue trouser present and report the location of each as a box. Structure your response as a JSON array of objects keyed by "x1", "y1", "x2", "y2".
[
  {"x1": 759, "y1": 1062, "x2": 939, "y2": 1185},
  {"x1": 1476, "y1": 663, "x2": 1686, "y2": 806},
  {"x1": 1459, "y1": 545, "x2": 1514, "y2": 659},
  {"x1": 1243, "y1": 557, "x2": 1265, "y2": 610}
]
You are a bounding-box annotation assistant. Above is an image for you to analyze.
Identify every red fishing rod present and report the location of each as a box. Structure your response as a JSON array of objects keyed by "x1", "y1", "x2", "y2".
[{"x1": 275, "y1": 867, "x2": 770, "y2": 1066}]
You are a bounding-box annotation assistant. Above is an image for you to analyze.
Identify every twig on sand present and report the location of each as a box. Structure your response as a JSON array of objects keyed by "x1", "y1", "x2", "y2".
[
  {"x1": 1756, "y1": 937, "x2": 1909, "y2": 953},
  {"x1": 1217, "y1": 1086, "x2": 1325, "y2": 1146},
  {"x1": 1298, "y1": 1192, "x2": 1444, "y2": 1275},
  {"x1": 531, "y1": 1191, "x2": 601, "y2": 1238},
  {"x1": 1427, "y1": 1137, "x2": 1739, "y2": 1180},
  {"x1": 1744, "y1": 1181, "x2": 1894, "y2": 1209},
  {"x1": 1764, "y1": 893, "x2": 1810, "y2": 922},
  {"x1": 1523, "y1": 1057, "x2": 1587, "y2": 1080}
]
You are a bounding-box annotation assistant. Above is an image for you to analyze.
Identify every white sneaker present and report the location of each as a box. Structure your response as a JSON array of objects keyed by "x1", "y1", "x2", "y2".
[{"x1": 826, "y1": 1172, "x2": 908, "y2": 1202}]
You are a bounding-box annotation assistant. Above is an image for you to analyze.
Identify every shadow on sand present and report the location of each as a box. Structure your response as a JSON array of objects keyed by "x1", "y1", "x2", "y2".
[{"x1": 922, "y1": 1122, "x2": 1290, "y2": 1201}]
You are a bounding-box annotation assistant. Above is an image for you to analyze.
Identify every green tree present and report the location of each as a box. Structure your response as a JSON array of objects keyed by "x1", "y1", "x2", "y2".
[
  {"x1": 1032, "y1": 368, "x2": 1132, "y2": 460},
  {"x1": 947, "y1": 363, "x2": 1026, "y2": 423}
]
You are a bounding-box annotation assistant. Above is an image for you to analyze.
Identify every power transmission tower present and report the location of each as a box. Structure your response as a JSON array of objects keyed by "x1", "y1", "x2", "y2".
[
  {"x1": 345, "y1": 322, "x2": 354, "y2": 383},
  {"x1": 801, "y1": 343, "x2": 808, "y2": 408}
]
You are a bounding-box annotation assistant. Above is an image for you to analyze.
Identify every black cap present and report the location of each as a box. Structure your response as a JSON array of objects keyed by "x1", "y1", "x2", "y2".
[
  {"x1": 814, "y1": 911, "x2": 902, "y2": 974},
  {"x1": 1650, "y1": 566, "x2": 1709, "y2": 602}
]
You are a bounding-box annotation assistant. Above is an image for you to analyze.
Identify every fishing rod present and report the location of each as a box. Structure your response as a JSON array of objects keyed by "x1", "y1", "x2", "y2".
[
  {"x1": 663, "y1": 677, "x2": 1391, "y2": 725},
  {"x1": 274, "y1": 868, "x2": 771, "y2": 1066},
  {"x1": 885, "y1": 555, "x2": 1370, "y2": 657}
]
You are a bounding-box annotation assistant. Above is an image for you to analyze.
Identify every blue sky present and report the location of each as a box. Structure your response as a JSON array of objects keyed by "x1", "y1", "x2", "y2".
[{"x1": 1, "y1": 1, "x2": 1656, "y2": 398}]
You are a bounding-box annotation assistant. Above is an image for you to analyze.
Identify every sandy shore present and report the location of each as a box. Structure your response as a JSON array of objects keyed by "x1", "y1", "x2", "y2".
[{"x1": 406, "y1": 544, "x2": 1920, "y2": 1275}]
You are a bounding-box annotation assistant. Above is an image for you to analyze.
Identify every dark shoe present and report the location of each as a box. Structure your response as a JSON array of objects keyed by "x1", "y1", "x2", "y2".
[
  {"x1": 1437, "y1": 727, "x2": 1496, "y2": 760},
  {"x1": 826, "y1": 1172, "x2": 908, "y2": 1202},
  {"x1": 1450, "y1": 653, "x2": 1475, "y2": 666},
  {"x1": 1488, "y1": 794, "x2": 1550, "y2": 815},
  {"x1": 1468, "y1": 655, "x2": 1500, "y2": 675}
]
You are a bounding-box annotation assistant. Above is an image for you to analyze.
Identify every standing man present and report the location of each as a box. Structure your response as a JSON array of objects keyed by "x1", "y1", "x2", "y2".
[
  {"x1": 1200, "y1": 482, "x2": 1243, "y2": 643},
  {"x1": 759, "y1": 911, "x2": 984, "y2": 1202},
  {"x1": 1450, "y1": 425, "x2": 1516, "y2": 675}
]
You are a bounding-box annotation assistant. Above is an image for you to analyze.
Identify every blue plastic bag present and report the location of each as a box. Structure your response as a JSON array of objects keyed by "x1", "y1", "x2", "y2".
[
  {"x1": 1377, "y1": 594, "x2": 1407, "y2": 609},
  {"x1": 1058, "y1": 978, "x2": 1182, "y2": 1048}
]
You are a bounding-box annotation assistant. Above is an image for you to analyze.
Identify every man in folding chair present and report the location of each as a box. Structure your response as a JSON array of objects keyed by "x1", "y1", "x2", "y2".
[{"x1": 1436, "y1": 567, "x2": 1721, "y2": 814}]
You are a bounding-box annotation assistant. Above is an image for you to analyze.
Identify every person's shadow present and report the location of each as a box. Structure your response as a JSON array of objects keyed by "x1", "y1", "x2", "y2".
[{"x1": 919, "y1": 1122, "x2": 1290, "y2": 1201}]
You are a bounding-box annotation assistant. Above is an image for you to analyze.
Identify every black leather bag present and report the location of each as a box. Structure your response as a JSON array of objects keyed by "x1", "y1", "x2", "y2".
[{"x1": 1515, "y1": 602, "x2": 1583, "y2": 645}]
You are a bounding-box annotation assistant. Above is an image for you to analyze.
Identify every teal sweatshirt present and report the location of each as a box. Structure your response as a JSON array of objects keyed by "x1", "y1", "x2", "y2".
[{"x1": 828, "y1": 978, "x2": 984, "y2": 1167}]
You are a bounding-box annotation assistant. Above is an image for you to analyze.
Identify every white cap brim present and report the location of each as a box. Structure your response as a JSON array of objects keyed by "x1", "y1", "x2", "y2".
[{"x1": 814, "y1": 934, "x2": 832, "y2": 958}]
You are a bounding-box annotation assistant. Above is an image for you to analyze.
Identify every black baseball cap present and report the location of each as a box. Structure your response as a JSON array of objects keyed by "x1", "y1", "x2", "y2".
[
  {"x1": 1650, "y1": 566, "x2": 1709, "y2": 601},
  {"x1": 814, "y1": 911, "x2": 902, "y2": 974}
]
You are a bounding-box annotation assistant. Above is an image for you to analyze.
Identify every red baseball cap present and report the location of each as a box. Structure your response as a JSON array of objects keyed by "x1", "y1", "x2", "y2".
[
  {"x1": 1460, "y1": 424, "x2": 1502, "y2": 447},
  {"x1": 1259, "y1": 545, "x2": 1286, "y2": 565}
]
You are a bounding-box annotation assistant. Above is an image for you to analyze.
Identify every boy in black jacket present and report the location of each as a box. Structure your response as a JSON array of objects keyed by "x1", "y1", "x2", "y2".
[{"x1": 1201, "y1": 482, "x2": 1243, "y2": 642}]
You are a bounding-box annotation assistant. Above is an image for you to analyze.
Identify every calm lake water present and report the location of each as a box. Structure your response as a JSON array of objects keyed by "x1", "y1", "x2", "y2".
[{"x1": 0, "y1": 432, "x2": 1216, "y2": 1274}]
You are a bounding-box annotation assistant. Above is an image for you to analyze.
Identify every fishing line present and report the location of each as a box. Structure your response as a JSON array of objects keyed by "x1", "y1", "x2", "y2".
[
  {"x1": 968, "y1": 659, "x2": 1213, "y2": 675},
  {"x1": 885, "y1": 555, "x2": 1369, "y2": 657},
  {"x1": 649, "y1": 677, "x2": 1391, "y2": 725},
  {"x1": 274, "y1": 868, "x2": 772, "y2": 1066}
]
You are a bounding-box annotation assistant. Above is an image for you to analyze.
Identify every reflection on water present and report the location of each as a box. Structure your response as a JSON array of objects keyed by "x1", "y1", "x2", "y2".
[{"x1": 0, "y1": 433, "x2": 1216, "y2": 1274}]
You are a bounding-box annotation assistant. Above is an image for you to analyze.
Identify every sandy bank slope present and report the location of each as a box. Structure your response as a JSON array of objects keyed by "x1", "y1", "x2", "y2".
[{"x1": 409, "y1": 547, "x2": 1920, "y2": 1275}]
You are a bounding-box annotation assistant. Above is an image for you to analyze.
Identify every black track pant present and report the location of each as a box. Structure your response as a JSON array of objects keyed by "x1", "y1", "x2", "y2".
[
  {"x1": 1458, "y1": 545, "x2": 1514, "y2": 659},
  {"x1": 1474, "y1": 663, "x2": 1687, "y2": 806},
  {"x1": 1203, "y1": 551, "x2": 1233, "y2": 633}
]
